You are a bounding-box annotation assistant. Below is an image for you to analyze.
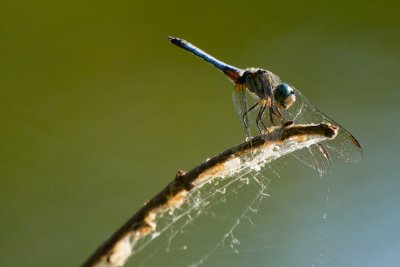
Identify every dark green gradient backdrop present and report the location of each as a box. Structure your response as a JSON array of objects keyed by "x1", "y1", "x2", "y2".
[{"x1": 1, "y1": 1, "x2": 399, "y2": 266}]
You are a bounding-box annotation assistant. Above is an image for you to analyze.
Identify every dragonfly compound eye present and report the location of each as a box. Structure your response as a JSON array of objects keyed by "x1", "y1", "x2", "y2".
[{"x1": 274, "y1": 83, "x2": 296, "y2": 109}]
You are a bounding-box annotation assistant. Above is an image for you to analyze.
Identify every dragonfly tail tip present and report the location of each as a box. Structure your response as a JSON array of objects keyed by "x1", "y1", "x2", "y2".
[{"x1": 167, "y1": 36, "x2": 180, "y2": 44}]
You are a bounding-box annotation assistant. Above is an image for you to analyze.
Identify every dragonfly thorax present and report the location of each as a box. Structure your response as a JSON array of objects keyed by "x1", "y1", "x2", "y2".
[{"x1": 237, "y1": 68, "x2": 281, "y2": 99}]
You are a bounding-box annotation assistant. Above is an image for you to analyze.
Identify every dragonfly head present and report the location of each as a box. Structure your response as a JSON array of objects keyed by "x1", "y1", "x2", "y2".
[{"x1": 274, "y1": 83, "x2": 296, "y2": 109}]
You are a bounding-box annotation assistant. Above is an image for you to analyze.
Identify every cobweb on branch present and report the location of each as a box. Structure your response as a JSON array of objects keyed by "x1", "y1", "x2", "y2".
[
  {"x1": 128, "y1": 165, "x2": 278, "y2": 266},
  {"x1": 81, "y1": 124, "x2": 339, "y2": 267},
  {"x1": 130, "y1": 160, "x2": 329, "y2": 267}
]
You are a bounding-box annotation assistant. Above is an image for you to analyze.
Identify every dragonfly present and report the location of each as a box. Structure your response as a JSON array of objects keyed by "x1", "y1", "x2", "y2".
[{"x1": 168, "y1": 36, "x2": 362, "y2": 173}]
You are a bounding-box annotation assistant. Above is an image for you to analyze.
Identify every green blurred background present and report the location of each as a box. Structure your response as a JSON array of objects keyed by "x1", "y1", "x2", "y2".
[{"x1": 1, "y1": 0, "x2": 399, "y2": 266}]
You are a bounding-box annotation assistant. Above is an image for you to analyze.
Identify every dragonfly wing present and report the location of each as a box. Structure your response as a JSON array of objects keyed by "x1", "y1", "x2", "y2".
[
  {"x1": 232, "y1": 84, "x2": 263, "y2": 138},
  {"x1": 232, "y1": 84, "x2": 251, "y2": 137},
  {"x1": 291, "y1": 143, "x2": 332, "y2": 174},
  {"x1": 281, "y1": 87, "x2": 362, "y2": 173}
]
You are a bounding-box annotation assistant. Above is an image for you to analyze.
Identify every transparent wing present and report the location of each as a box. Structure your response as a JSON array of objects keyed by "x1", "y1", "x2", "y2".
[
  {"x1": 232, "y1": 84, "x2": 255, "y2": 138},
  {"x1": 233, "y1": 83, "x2": 282, "y2": 139},
  {"x1": 280, "y1": 87, "x2": 362, "y2": 174}
]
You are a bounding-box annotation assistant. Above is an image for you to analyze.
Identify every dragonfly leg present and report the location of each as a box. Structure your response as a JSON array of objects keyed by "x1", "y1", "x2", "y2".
[
  {"x1": 269, "y1": 106, "x2": 276, "y2": 126},
  {"x1": 270, "y1": 104, "x2": 293, "y2": 127},
  {"x1": 256, "y1": 101, "x2": 268, "y2": 134},
  {"x1": 242, "y1": 102, "x2": 259, "y2": 136}
]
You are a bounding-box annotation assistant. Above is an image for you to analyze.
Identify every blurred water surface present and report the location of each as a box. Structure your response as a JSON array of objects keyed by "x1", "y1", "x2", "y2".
[{"x1": 1, "y1": 1, "x2": 399, "y2": 266}]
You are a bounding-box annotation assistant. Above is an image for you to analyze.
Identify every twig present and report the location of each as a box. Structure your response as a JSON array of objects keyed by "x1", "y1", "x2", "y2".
[{"x1": 81, "y1": 123, "x2": 337, "y2": 267}]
